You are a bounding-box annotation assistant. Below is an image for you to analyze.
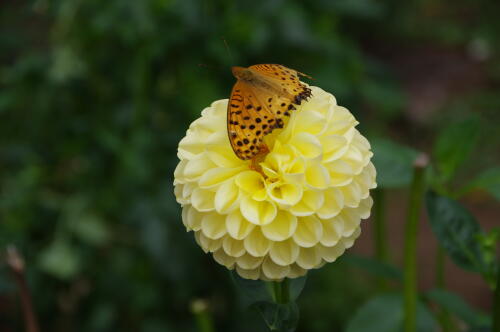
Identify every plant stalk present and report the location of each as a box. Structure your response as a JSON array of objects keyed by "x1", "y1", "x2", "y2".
[
  {"x1": 373, "y1": 188, "x2": 389, "y2": 290},
  {"x1": 272, "y1": 278, "x2": 290, "y2": 304},
  {"x1": 403, "y1": 154, "x2": 428, "y2": 332},
  {"x1": 493, "y1": 260, "x2": 500, "y2": 332},
  {"x1": 435, "y1": 247, "x2": 453, "y2": 332},
  {"x1": 191, "y1": 299, "x2": 215, "y2": 332}
]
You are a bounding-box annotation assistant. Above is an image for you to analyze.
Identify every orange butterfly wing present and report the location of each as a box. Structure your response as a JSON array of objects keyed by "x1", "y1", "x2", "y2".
[{"x1": 227, "y1": 64, "x2": 312, "y2": 160}]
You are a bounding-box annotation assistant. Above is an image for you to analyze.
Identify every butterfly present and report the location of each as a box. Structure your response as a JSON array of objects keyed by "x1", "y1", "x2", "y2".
[{"x1": 227, "y1": 64, "x2": 312, "y2": 160}]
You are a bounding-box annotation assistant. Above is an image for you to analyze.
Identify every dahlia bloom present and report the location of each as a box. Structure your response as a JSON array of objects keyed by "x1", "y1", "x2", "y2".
[{"x1": 174, "y1": 86, "x2": 376, "y2": 280}]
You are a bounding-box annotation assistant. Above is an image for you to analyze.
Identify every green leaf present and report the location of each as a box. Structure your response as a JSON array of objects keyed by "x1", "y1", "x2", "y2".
[
  {"x1": 466, "y1": 167, "x2": 500, "y2": 200},
  {"x1": 345, "y1": 293, "x2": 436, "y2": 332},
  {"x1": 38, "y1": 239, "x2": 81, "y2": 280},
  {"x1": 253, "y1": 301, "x2": 299, "y2": 332},
  {"x1": 70, "y1": 214, "x2": 109, "y2": 246},
  {"x1": 433, "y1": 116, "x2": 481, "y2": 182},
  {"x1": 288, "y1": 276, "x2": 307, "y2": 302},
  {"x1": 231, "y1": 271, "x2": 273, "y2": 306},
  {"x1": 425, "y1": 191, "x2": 487, "y2": 274},
  {"x1": 371, "y1": 138, "x2": 419, "y2": 188},
  {"x1": 426, "y1": 289, "x2": 491, "y2": 328},
  {"x1": 342, "y1": 254, "x2": 403, "y2": 281}
]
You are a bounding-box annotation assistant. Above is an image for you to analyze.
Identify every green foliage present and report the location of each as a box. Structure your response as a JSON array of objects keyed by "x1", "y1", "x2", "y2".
[
  {"x1": 465, "y1": 167, "x2": 500, "y2": 200},
  {"x1": 345, "y1": 294, "x2": 437, "y2": 332},
  {"x1": 433, "y1": 116, "x2": 481, "y2": 183},
  {"x1": 425, "y1": 191, "x2": 497, "y2": 285},
  {"x1": 370, "y1": 138, "x2": 419, "y2": 188},
  {"x1": 342, "y1": 254, "x2": 403, "y2": 281},
  {"x1": 426, "y1": 289, "x2": 491, "y2": 328}
]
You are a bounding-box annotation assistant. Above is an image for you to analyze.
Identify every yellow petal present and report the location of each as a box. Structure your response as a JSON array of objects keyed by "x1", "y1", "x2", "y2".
[
  {"x1": 340, "y1": 180, "x2": 361, "y2": 208},
  {"x1": 318, "y1": 243, "x2": 346, "y2": 263},
  {"x1": 225, "y1": 211, "x2": 255, "y2": 240},
  {"x1": 339, "y1": 209, "x2": 361, "y2": 237},
  {"x1": 222, "y1": 237, "x2": 246, "y2": 258},
  {"x1": 201, "y1": 212, "x2": 227, "y2": 240},
  {"x1": 213, "y1": 249, "x2": 235, "y2": 268},
  {"x1": 236, "y1": 171, "x2": 265, "y2": 193},
  {"x1": 357, "y1": 196, "x2": 374, "y2": 219},
  {"x1": 191, "y1": 188, "x2": 215, "y2": 212},
  {"x1": 182, "y1": 205, "x2": 202, "y2": 231},
  {"x1": 243, "y1": 228, "x2": 272, "y2": 257},
  {"x1": 293, "y1": 215, "x2": 323, "y2": 247},
  {"x1": 262, "y1": 256, "x2": 290, "y2": 280},
  {"x1": 305, "y1": 162, "x2": 330, "y2": 189},
  {"x1": 214, "y1": 180, "x2": 240, "y2": 213},
  {"x1": 326, "y1": 159, "x2": 354, "y2": 186},
  {"x1": 317, "y1": 188, "x2": 344, "y2": 219},
  {"x1": 290, "y1": 190, "x2": 324, "y2": 216},
  {"x1": 296, "y1": 246, "x2": 322, "y2": 269},
  {"x1": 269, "y1": 239, "x2": 300, "y2": 266},
  {"x1": 236, "y1": 266, "x2": 260, "y2": 280},
  {"x1": 289, "y1": 132, "x2": 322, "y2": 159},
  {"x1": 343, "y1": 228, "x2": 361, "y2": 248},
  {"x1": 261, "y1": 211, "x2": 297, "y2": 241},
  {"x1": 287, "y1": 264, "x2": 307, "y2": 278},
  {"x1": 183, "y1": 154, "x2": 216, "y2": 182},
  {"x1": 267, "y1": 181, "x2": 303, "y2": 206},
  {"x1": 240, "y1": 196, "x2": 277, "y2": 226},
  {"x1": 292, "y1": 108, "x2": 327, "y2": 135},
  {"x1": 321, "y1": 135, "x2": 348, "y2": 163},
  {"x1": 194, "y1": 231, "x2": 222, "y2": 253},
  {"x1": 235, "y1": 253, "x2": 264, "y2": 269},
  {"x1": 198, "y1": 167, "x2": 245, "y2": 189},
  {"x1": 320, "y1": 217, "x2": 343, "y2": 247}
]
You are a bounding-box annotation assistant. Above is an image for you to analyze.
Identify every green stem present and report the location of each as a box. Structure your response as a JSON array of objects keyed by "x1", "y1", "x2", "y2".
[
  {"x1": 191, "y1": 299, "x2": 215, "y2": 332},
  {"x1": 272, "y1": 279, "x2": 290, "y2": 304},
  {"x1": 493, "y1": 261, "x2": 500, "y2": 332},
  {"x1": 435, "y1": 247, "x2": 453, "y2": 332},
  {"x1": 403, "y1": 154, "x2": 428, "y2": 332},
  {"x1": 373, "y1": 188, "x2": 388, "y2": 290}
]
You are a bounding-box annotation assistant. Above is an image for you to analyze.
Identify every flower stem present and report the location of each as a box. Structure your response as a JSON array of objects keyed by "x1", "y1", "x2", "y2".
[
  {"x1": 435, "y1": 247, "x2": 453, "y2": 332},
  {"x1": 493, "y1": 260, "x2": 500, "y2": 332},
  {"x1": 373, "y1": 188, "x2": 389, "y2": 290},
  {"x1": 272, "y1": 278, "x2": 290, "y2": 304},
  {"x1": 403, "y1": 154, "x2": 428, "y2": 332},
  {"x1": 191, "y1": 299, "x2": 215, "y2": 332}
]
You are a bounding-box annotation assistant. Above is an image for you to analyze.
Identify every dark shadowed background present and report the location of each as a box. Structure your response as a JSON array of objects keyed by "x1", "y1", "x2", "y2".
[{"x1": 1, "y1": 0, "x2": 499, "y2": 331}]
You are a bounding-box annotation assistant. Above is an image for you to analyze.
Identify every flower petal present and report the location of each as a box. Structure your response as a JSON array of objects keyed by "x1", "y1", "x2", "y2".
[
  {"x1": 290, "y1": 190, "x2": 324, "y2": 216},
  {"x1": 261, "y1": 211, "x2": 298, "y2": 241},
  {"x1": 214, "y1": 180, "x2": 240, "y2": 213},
  {"x1": 269, "y1": 239, "x2": 299, "y2": 266},
  {"x1": 293, "y1": 215, "x2": 323, "y2": 247},
  {"x1": 262, "y1": 256, "x2": 290, "y2": 280},
  {"x1": 201, "y1": 212, "x2": 227, "y2": 240},
  {"x1": 243, "y1": 228, "x2": 272, "y2": 257},
  {"x1": 226, "y1": 211, "x2": 255, "y2": 240},
  {"x1": 240, "y1": 196, "x2": 277, "y2": 226}
]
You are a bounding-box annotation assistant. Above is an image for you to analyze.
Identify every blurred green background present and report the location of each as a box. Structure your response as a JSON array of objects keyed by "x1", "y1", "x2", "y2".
[{"x1": 1, "y1": 0, "x2": 499, "y2": 331}]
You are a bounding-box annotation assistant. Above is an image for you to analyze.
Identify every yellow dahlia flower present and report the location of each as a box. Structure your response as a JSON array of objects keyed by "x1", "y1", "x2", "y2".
[{"x1": 174, "y1": 86, "x2": 376, "y2": 280}]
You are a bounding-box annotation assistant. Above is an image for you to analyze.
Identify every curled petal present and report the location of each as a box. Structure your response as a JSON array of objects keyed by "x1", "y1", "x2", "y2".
[
  {"x1": 296, "y1": 246, "x2": 322, "y2": 270},
  {"x1": 215, "y1": 180, "x2": 240, "y2": 213},
  {"x1": 261, "y1": 211, "x2": 298, "y2": 241},
  {"x1": 201, "y1": 212, "x2": 227, "y2": 240},
  {"x1": 262, "y1": 256, "x2": 291, "y2": 280},
  {"x1": 293, "y1": 215, "x2": 323, "y2": 247},
  {"x1": 267, "y1": 181, "x2": 303, "y2": 206},
  {"x1": 290, "y1": 190, "x2": 324, "y2": 216},
  {"x1": 269, "y1": 239, "x2": 300, "y2": 266},
  {"x1": 226, "y1": 211, "x2": 255, "y2": 240},
  {"x1": 191, "y1": 188, "x2": 215, "y2": 212},
  {"x1": 240, "y1": 196, "x2": 277, "y2": 225},
  {"x1": 244, "y1": 228, "x2": 272, "y2": 257}
]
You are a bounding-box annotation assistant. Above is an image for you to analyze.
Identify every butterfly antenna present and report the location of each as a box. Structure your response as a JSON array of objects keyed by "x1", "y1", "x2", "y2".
[{"x1": 221, "y1": 37, "x2": 235, "y2": 65}]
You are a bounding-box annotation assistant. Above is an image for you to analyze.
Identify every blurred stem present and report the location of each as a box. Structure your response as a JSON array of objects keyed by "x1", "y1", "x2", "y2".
[
  {"x1": 191, "y1": 299, "x2": 215, "y2": 332},
  {"x1": 493, "y1": 260, "x2": 500, "y2": 332},
  {"x1": 435, "y1": 247, "x2": 453, "y2": 332},
  {"x1": 403, "y1": 154, "x2": 428, "y2": 332},
  {"x1": 272, "y1": 279, "x2": 290, "y2": 304},
  {"x1": 373, "y1": 188, "x2": 389, "y2": 290},
  {"x1": 6, "y1": 246, "x2": 39, "y2": 332}
]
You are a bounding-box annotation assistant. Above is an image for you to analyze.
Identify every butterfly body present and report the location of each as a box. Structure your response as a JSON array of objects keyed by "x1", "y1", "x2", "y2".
[{"x1": 227, "y1": 64, "x2": 312, "y2": 160}]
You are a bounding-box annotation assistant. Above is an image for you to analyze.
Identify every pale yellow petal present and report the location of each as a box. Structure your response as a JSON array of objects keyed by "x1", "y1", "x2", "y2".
[
  {"x1": 213, "y1": 249, "x2": 236, "y2": 269},
  {"x1": 243, "y1": 228, "x2": 272, "y2": 257},
  {"x1": 290, "y1": 190, "x2": 324, "y2": 216},
  {"x1": 222, "y1": 237, "x2": 246, "y2": 258},
  {"x1": 214, "y1": 180, "x2": 240, "y2": 214},
  {"x1": 267, "y1": 182, "x2": 303, "y2": 206},
  {"x1": 235, "y1": 253, "x2": 264, "y2": 269},
  {"x1": 269, "y1": 239, "x2": 300, "y2": 266},
  {"x1": 262, "y1": 256, "x2": 290, "y2": 280},
  {"x1": 296, "y1": 246, "x2": 322, "y2": 269},
  {"x1": 240, "y1": 196, "x2": 277, "y2": 226},
  {"x1": 293, "y1": 215, "x2": 323, "y2": 247},
  {"x1": 261, "y1": 211, "x2": 297, "y2": 241},
  {"x1": 225, "y1": 210, "x2": 255, "y2": 240},
  {"x1": 191, "y1": 188, "x2": 215, "y2": 212},
  {"x1": 201, "y1": 212, "x2": 227, "y2": 240},
  {"x1": 317, "y1": 187, "x2": 344, "y2": 219}
]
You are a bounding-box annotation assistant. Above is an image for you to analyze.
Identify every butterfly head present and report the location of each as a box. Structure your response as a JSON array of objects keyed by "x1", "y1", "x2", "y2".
[{"x1": 232, "y1": 66, "x2": 253, "y2": 81}]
